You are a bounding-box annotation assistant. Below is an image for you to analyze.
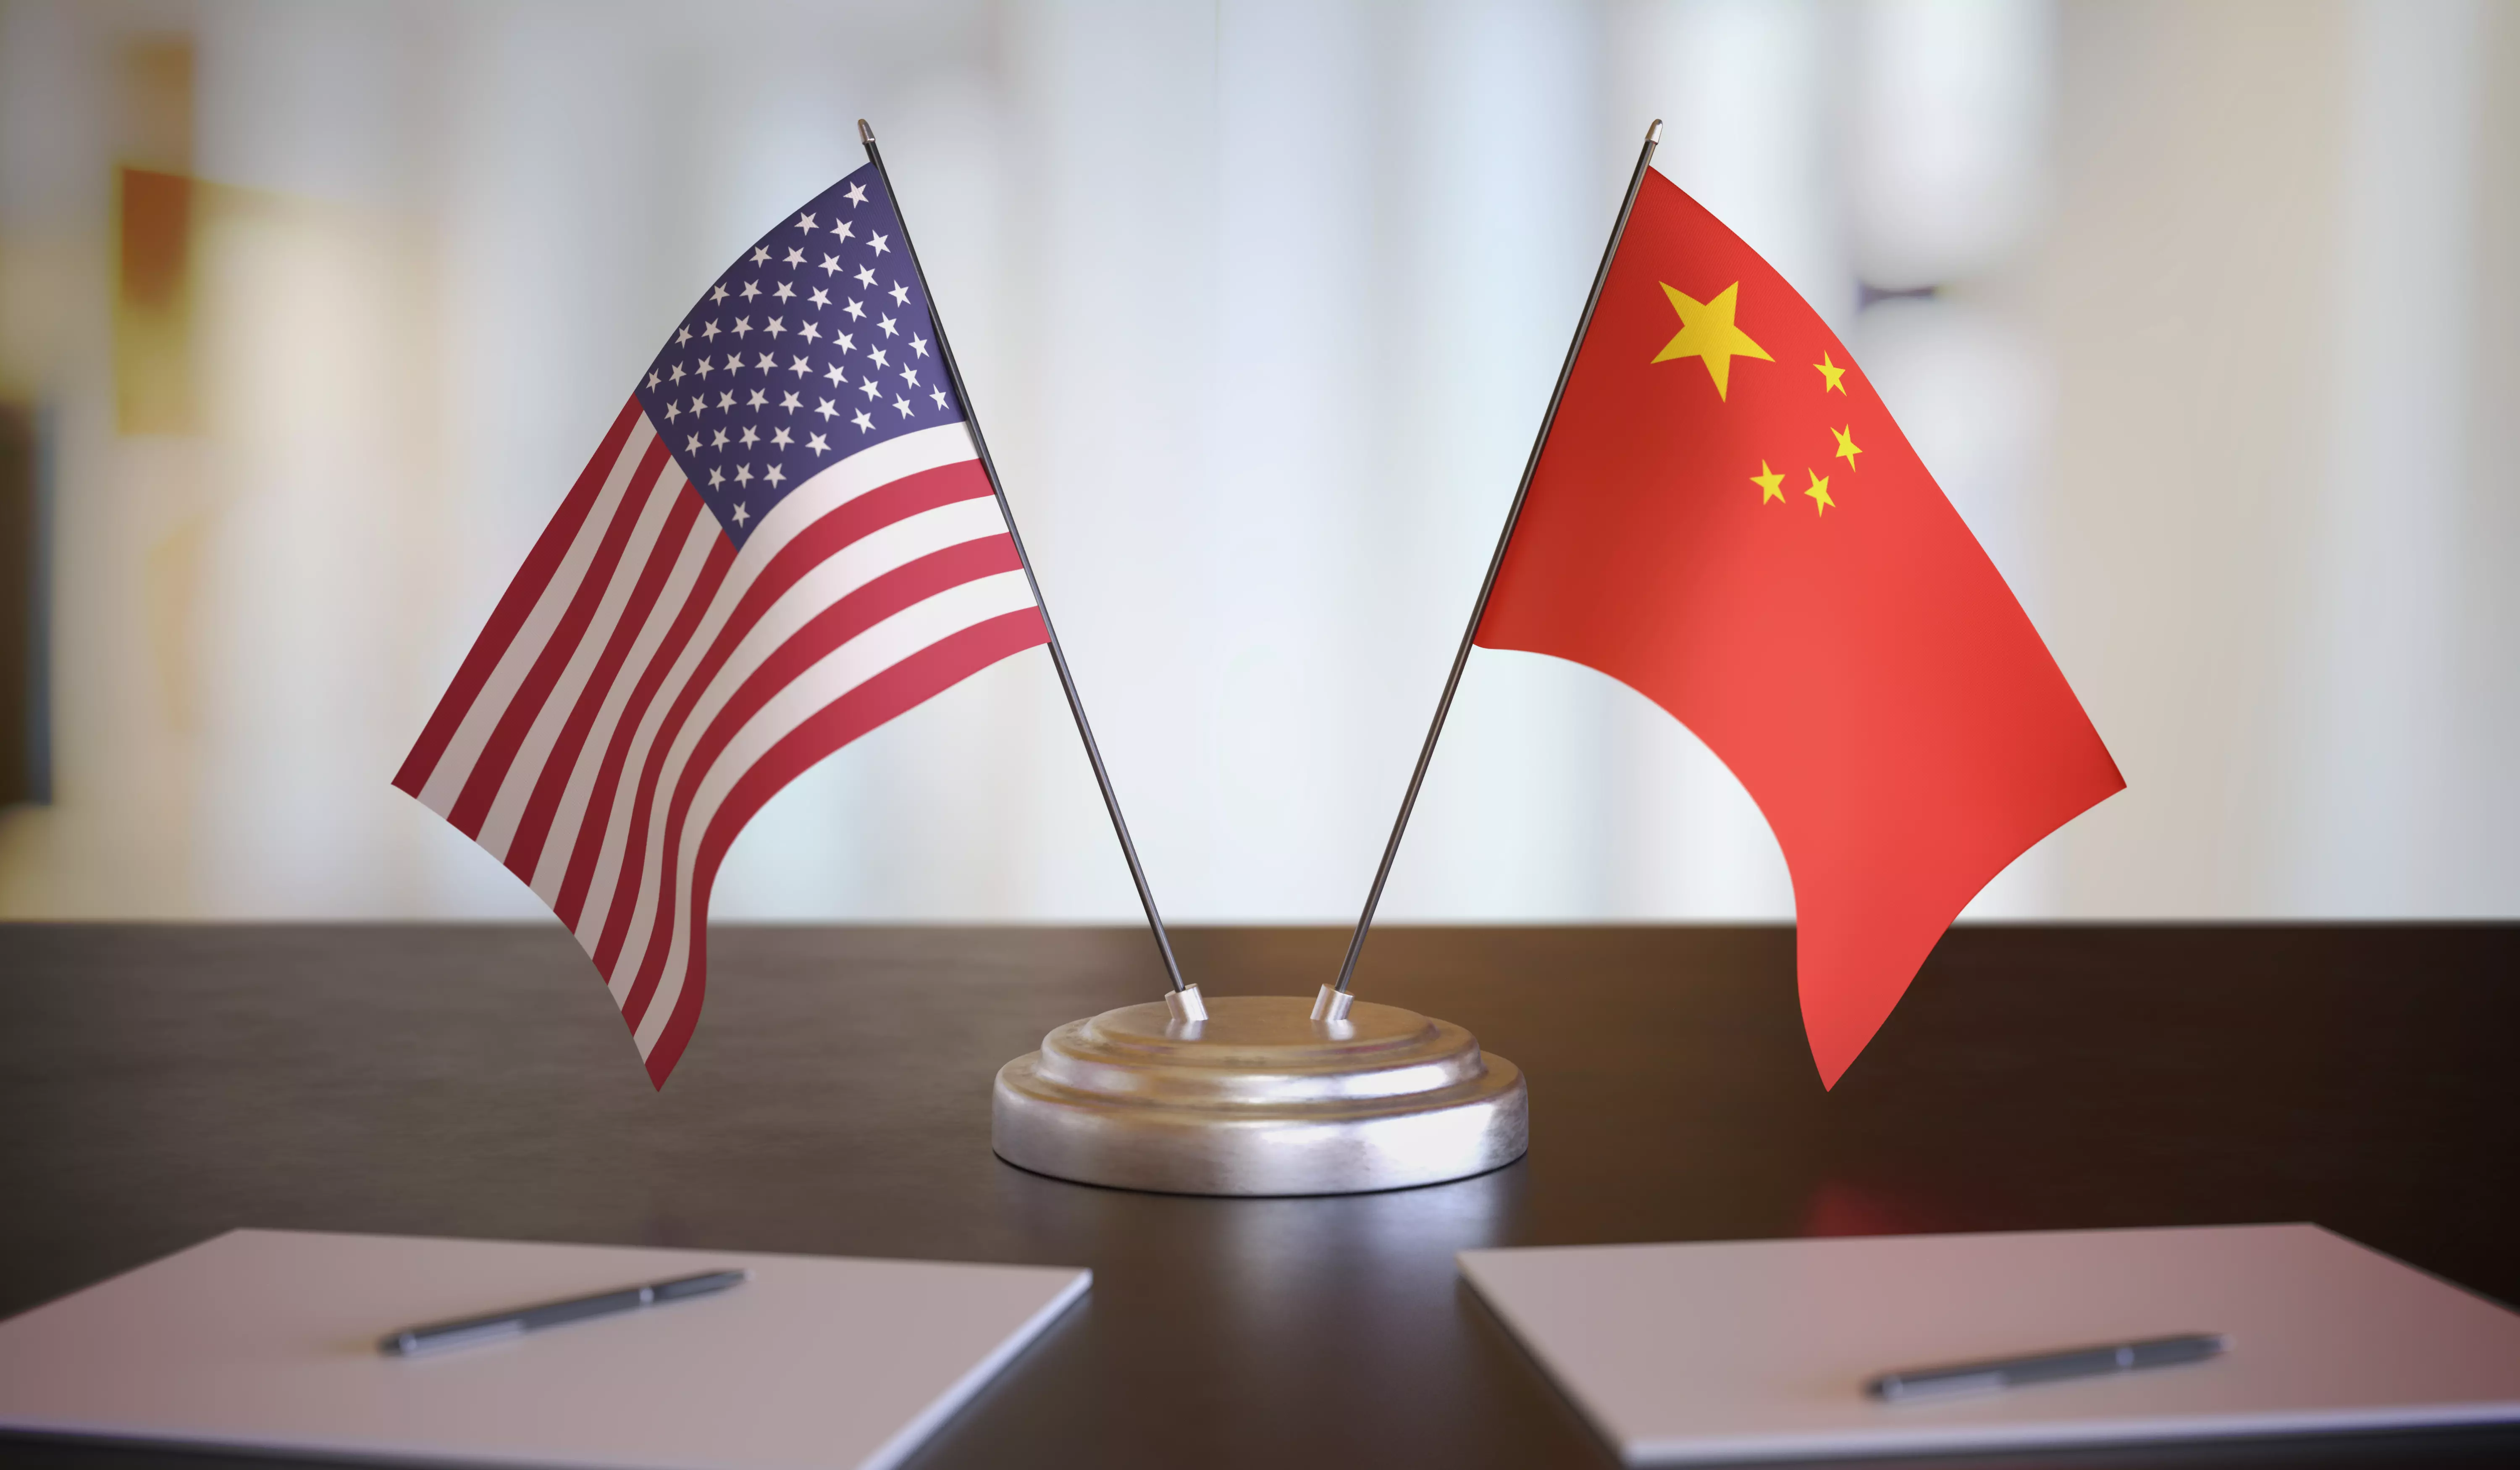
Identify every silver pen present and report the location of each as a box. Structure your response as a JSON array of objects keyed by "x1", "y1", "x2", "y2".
[
  {"x1": 379, "y1": 1268, "x2": 751, "y2": 1356},
  {"x1": 1868, "y1": 1332, "x2": 2230, "y2": 1402}
]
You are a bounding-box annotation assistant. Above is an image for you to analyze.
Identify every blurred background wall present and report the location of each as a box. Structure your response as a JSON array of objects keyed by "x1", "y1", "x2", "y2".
[{"x1": 0, "y1": 0, "x2": 2512, "y2": 922}]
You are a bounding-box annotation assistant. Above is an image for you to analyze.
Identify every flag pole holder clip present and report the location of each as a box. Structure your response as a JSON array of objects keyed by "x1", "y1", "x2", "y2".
[{"x1": 992, "y1": 991, "x2": 1526, "y2": 1196}]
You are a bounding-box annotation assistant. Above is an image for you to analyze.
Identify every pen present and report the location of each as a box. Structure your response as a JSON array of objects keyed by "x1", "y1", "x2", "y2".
[
  {"x1": 378, "y1": 1268, "x2": 751, "y2": 1356},
  {"x1": 1866, "y1": 1332, "x2": 2229, "y2": 1402}
]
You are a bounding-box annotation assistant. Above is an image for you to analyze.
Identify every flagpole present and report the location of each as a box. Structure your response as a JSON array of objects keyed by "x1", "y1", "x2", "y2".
[
  {"x1": 1323, "y1": 119, "x2": 1662, "y2": 1015},
  {"x1": 859, "y1": 121, "x2": 1195, "y2": 1007}
]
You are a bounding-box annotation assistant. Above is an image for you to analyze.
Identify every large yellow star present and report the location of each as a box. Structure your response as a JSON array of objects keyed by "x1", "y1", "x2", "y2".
[
  {"x1": 1814, "y1": 352, "x2": 1847, "y2": 394},
  {"x1": 1832, "y1": 424, "x2": 1863, "y2": 472},
  {"x1": 1805, "y1": 468, "x2": 1834, "y2": 516},
  {"x1": 1652, "y1": 281, "x2": 1771, "y2": 400},
  {"x1": 1750, "y1": 459, "x2": 1785, "y2": 504}
]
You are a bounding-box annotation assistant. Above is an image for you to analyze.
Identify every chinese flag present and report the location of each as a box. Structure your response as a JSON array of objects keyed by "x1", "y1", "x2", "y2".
[{"x1": 1477, "y1": 171, "x2": 2122, "y2": 1087}]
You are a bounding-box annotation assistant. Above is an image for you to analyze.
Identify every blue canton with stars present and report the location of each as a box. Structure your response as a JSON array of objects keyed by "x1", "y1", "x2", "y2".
[{"x1": 633, "y1": 163, "x2": 963, "y2": 550}]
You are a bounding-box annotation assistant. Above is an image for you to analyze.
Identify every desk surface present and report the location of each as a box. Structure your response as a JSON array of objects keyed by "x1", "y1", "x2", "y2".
[{"x1": 1, "y1": 923, "x2": 2515, "y2": 1469}]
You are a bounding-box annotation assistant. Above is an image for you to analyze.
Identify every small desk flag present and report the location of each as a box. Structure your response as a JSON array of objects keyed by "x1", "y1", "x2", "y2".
[
  {"x1": 1475, "y1": 171, "x2": 2123, "y2": 1087},
  {"x1": 396, "y1": 164, "x2": 1047, "y2": 1086}
]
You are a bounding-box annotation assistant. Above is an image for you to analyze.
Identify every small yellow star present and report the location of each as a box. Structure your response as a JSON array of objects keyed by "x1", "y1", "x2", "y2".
[
  {"x1": 1814, "y1": 352, "x2": 1847, "y2": 394},
  {"x1": 1805, "y1": 468, "x2": 1834, "y2": 516},
  {"x1": 1750, "y1": 460, "x2": 1785, "y2": 504},
  {"x1": 1651, "y1": 281, "x2": 1772, "y2": 400},
  {"x1": 1832, "y1": 424, "x2": 1863, "y2": 472}
]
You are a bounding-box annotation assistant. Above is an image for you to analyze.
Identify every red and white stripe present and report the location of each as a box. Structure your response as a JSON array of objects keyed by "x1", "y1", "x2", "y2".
[{"x1": 396, "y1": 399, "x2": 1045, "y2": 1084}]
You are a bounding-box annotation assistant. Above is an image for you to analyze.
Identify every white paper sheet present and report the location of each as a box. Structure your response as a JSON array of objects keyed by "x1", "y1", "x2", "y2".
[
  {"x1": 0, "y1": 1228, "x2": 1089, "y2": 1470},
  {"x1": 1459, "y1": 1223, "x2": 2520, "y2": 1465}
]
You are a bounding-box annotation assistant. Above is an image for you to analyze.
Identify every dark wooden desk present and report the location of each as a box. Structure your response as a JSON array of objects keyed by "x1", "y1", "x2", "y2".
[{"x1": 2, "y1": 924, "x2": 2515, "y2": 1468}]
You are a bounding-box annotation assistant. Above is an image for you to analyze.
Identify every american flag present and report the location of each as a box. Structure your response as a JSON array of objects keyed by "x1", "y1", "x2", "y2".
[{"x1": 395, "y1": 163, "x2": 1046, "y2": 1086}]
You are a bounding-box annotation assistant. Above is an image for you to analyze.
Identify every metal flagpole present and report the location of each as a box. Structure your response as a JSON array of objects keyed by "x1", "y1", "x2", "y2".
[
  {"x1": 1321, "y1": 119, "x2": 1662, "y2": 1017},
  {"x1": 859, "y1": 120, "x2": 1194, "y2": 1005}
]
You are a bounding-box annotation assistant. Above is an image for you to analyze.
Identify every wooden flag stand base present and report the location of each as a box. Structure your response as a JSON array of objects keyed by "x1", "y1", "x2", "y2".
[{"x1": 992, "y1": 989, "x2": 1527, "y2": 1196}]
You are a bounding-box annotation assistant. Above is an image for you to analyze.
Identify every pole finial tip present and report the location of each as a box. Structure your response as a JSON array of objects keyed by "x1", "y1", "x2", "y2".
[
  {"x1": 1646, "y1": 118, "x2": 1662, "y2": 143},
  {"x1": 857, "y1": 119, "x2": 875, "y2": 144}
]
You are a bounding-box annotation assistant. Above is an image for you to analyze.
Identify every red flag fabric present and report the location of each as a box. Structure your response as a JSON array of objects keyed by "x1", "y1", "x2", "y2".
[{"x1": 1475, "y1": 170, "x2": 2122, "y2": 1087}]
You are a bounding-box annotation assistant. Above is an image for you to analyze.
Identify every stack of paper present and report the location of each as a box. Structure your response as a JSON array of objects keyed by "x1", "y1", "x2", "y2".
[
  {"x1": 1460, "y1": 1223, "x2": 2520, "y2": 1465},
  {"x1": 0, "y1": 1228, "x2": 1088, "y2": 1470}
]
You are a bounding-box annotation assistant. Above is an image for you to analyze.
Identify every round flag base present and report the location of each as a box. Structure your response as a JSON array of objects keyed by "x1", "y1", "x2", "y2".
[{"x1": 992, "y1": 993, "x2": 1526, "y2": 1196}]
